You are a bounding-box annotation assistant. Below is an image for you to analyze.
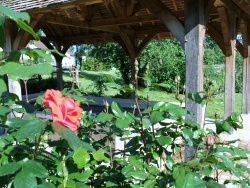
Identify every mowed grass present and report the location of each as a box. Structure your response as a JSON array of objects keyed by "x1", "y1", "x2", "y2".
[{"x1": 62, "y1": 70, "x2": 245, "y2": 119}]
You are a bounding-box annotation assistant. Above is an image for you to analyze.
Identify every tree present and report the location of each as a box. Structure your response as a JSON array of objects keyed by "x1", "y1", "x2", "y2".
[
  {"x1": 140, "y1": 39, "x2": 185, "y2": 92},
  {"x1": 88, "y1": 42, "x2": 131, "y2": 84}
]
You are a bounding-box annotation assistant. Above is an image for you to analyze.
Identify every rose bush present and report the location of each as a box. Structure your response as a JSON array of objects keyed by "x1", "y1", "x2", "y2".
[
  {"x1": 43, "y1": 89, "x2": 83, "y2": 133},
  {"x1": 0, "y1": 5, "x2": 249, "y2": 188}
]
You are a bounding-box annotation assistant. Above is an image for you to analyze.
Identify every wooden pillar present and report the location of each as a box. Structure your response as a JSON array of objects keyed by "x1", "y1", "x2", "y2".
[
  {"x1": 41, "y1": 39, "x2": 70, "y2": 91},
  {"x1": 55, "y1": 56, "x2": 64, "y2": 90},
  {"x1": 224, "y1": 52, "x2": 235, "y2": 118},
  {"x1": 223, "y1": 15, "x2": 237, "y2": 119},
  {"x1": 4, "y1": 19, "x2": 22, "y2": 100},
  {"x1": 184, "y1": 0, "x2": 206, "y2": 125},
  {"x1": 241, "y1": 23, "x2": 250, "y2": 114},
  {"x1": 214, "y1": 2, "x2": 238, "y2": 119},
  {"x1": 242, "y1": 55, "x2": 250, "y2": 114}
]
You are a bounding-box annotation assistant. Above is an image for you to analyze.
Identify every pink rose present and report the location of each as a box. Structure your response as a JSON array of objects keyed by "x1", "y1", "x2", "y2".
[
  {"x1": 43, "y1": 89, "x2": 83, "y2": 133},
  {"x1": 206, "y1": 135, "x2": 215, "y2": 146}
]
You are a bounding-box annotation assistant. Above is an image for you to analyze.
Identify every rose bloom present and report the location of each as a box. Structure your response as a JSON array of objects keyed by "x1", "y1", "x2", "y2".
[{"x1": 43, "y1": 89, "x2": 83, "y2": 133}]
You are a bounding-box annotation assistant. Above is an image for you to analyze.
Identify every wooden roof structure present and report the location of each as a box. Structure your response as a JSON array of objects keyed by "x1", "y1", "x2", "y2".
[
  {"x1": 3, "y1": 0, "x2": 250, "y2": 53},
  {"x1": 3, "y1": 0, "x2": 250, "y2": 123}
]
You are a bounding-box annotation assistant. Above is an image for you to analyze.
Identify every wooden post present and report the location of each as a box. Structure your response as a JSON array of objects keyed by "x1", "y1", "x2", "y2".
[
  {"x1": 184, "y1": 0, "x2": 205, "y2": 125},
  {"x1": 224, "y1": 14, "x2": 237, "y2": 119},
  {"x1": 184, "y1": 0, "x2": 206, "y2": 161},
  {"x1": 241, "y1": 23, "x2": 250, "y2": 114},
  {"x1": 42, "y1": 39, "x2": 70, "y2": 91},
  {"x1": 55, "y1": 57, "x2": 63, "y2": 90},
  {"x1": 4, "y1": 19, "x2": 22, "y2": 100}
]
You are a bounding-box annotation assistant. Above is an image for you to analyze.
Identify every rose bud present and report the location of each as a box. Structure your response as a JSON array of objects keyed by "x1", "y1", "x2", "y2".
[{"x1": 206, "y1": 135, "x2": 215, "y2": 146}]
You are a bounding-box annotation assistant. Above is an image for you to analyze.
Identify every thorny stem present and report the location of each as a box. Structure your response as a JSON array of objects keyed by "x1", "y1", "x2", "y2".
[
  {"x1": 202, "y1": 87, "x2": 212, "y2": 130},
  {"x1": 133, "y1": 85, "x2": 150, "y2": 164},
  {"x1": 109, "y1": 127, "x2": 113, "y2": 168},
  {"x1": 22, "y1": 79, "x2": 29, "y2": 102},
  {"x1": 61, "y1": 155, "x2": 68, "y2": 188},
  {"x1": 32, "y1": 130, "x2": 44, "y2": 160}
]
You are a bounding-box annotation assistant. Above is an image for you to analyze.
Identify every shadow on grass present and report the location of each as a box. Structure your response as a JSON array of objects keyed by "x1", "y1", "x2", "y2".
[{"x1": 77, "y1": 71, "x2": 124, "y2": 85}]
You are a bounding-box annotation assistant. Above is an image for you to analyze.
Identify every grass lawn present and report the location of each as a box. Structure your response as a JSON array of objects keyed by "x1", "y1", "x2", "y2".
[{"x1": 62, "y1": 70, "x2": 244, "y2": 119}]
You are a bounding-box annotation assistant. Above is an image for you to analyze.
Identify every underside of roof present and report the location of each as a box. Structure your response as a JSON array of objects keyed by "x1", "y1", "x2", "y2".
[{"x1": 3, "y1": 0, "x2": 250, "y2": 47}]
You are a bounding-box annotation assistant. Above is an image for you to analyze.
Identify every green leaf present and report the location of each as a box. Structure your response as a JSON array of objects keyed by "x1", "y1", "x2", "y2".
[
  {"x1": 176, "y1": 173, "x2": 201, "y2": 188},
  {"x1": 150, "y1": 111, "x2": 165, "y2": 125},
  {"x1": 95, "y1": 112, "x2": 114, "y2": 122},
  {"x1": 152, "y1": 102, "x2": 165, "y2": 111},
  {"x1": 0, "y1": 16, "x2": 5, "y2": 48},
  {"x1": 0, "y1": 62, "x2": 53, "y2": 80},
  {"x1": 92, "y1": 150, "x2": 109, "y2": 162},
  {"x1": 182, "y1": 127, "x2": 194, "y2": 145},
  {"x1": 128, "y1": 156, "x2": 143, "y2": 170},
  {"x1": 122, "y1": 165, "x2": 134, "y2": 177},
  {"x1": 0, "y1": 106, "x2": 11, "y2": 116},
  {"x1": 144, "y1": 180, "x2": 155, "y2": 188},
  {"x1": 155, "y1": 83, "x2": 171, "y2": 90},
  {"x1": 111, "y1": 102, "x2": 125, "y2": 118},
  {"x1": 173, "y1": 166, "x2": 186, "y2": 180},
  {"x1": 147, "y1": 165, "x2": 158, "y2": 175},
  {"x1": 16, "y1": 19, "x2": 39, "y2": 40},
  {"x1": 188, "y1": 92, "x2": 205, "y2": 105},
  {"x1": 32, "y1": 49, "x2": 53, "y2": 63},
  {"x1": 166, "y1": 156, "x2": 174, "y2": 170},
  {"x1": 6, "y1": 50, "x2": 22, "y2": 61},
  {"x1": 169, "y1": 107, "x2": 187, "y2": 118},
  {"x1": 156, "y1": 135, "x2": 172, "y2": 146},
  {"x1": 142, "y1": 118, "x2": 151, "y2": 129},
  {"x1": 104, "y1": 82, "x2": 122, "y2": 90},
  {"x1": 14, "y1": 170, "x2": 37, "y2": 188},
  {"x1": 214, "y1": 152, "x2": 235, "y2": 171},
  {"x1": 52, "y1": 122, "x2": 94, "y2": 151},
  {"x1": 116, "y1": 118, "x2": 130, "y2": 129},
  {"x1": 0, "y1": 162, "x2": 21, "y2": 176},
  {"x1": 16, "y1": 101, "x2": 36, "y2": 114},
  {"x1": 73, "y1": 147, "x2": 90, "y2": 169},
  {"x1": 130, "y1": 171, "x2": 148, "y2": 181},
  {"x1": 215, "y1": 120, "x2": 230, "y2": 134},
  {"x1": 0, "y1": 5, "x2": 30, "y2": 22},
  {"x1": 206, "y1": 179, "x2": 226, "y2": 188},
  {"x1": 23, "y1": 160, "x2": 48, "y2": 178},
  {"x1": 0, "y1": 78, "x2": 7, "y2": 95},
  {"x1": 6, "y1": 117, "x2": 27, "y2": 129},
  {"x1": 16, "y1": 118, "x2": 46, "y2": 141},
  {"x1": 70, "y1": 170, "x2": 93, "y2": 181},
  {"x1": 37, "y1": 182, "x2": 56, "y2": 188}
]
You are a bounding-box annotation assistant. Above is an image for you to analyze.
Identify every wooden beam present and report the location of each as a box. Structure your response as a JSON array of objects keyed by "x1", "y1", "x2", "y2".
[
  {"x1": 44, "y1": 13, "x2": 159, "y2": 29},
  {"x1": 44, "y1": 13, "x2": 163, "y2": 35},
  {"x1": 220, "y1": 0, "x2": 250, "y2": 20},
  {"x1": 13, "y1": 14, "x2": 44, "y2": 50},
  {"x1": 172, "y1": 0, "x2": 178, "y2": 11},
  {"x1": 207, "y1": 22, "x2": 226, "y2": 54},
  {"x1": 28, "y1": 0, "x2": 103, "y2": 14},
  {"x1": 137, "y1": 33, "x2": 156, "y2": 56},
  {"x1": 125, "y1": 0, "x2": 135, "y2": 16},
  {"x1": 241, "y1": 20, "x2": 249, "y2": 57},
  {"x1": 216, "y1": 6, "x2": 231, "y2": 55},
  {"x1": 139, "y1": 0, "x2": 185, "y2": 48},
  {"x1": 204, "y1": 0, "x2": 216, "y2": 24},
  {"x1": 118, "y1": 32, "x2": 135, "y2": 58},
  {"x1": 111, "y1": 0, "x2": 124, "y2": 17}
]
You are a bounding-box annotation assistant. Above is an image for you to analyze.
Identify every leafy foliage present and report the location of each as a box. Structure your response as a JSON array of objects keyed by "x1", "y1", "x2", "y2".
[{"x1": 0, "y1": 5, "x2": 249, "y2": 188}]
